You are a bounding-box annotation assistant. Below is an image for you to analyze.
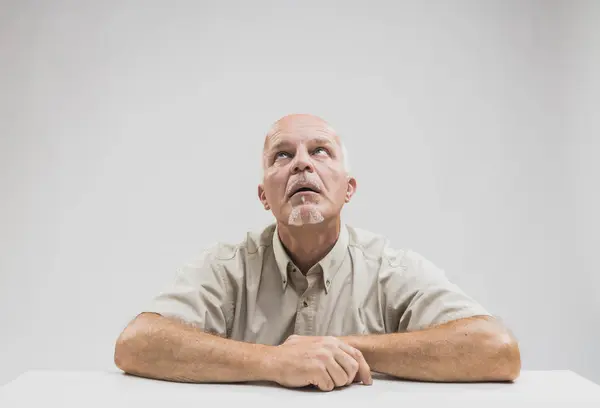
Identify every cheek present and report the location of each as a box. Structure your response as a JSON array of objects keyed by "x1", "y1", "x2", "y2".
[
  {"x1": 264, "y1": 177, "x2": 287, "y2": 202},
  {"x1": 335, "y1": 185, "x2": 348, "y2": 201},
  {"x1": 322, "y1": 174, "x2": 348, "y2": 201}
]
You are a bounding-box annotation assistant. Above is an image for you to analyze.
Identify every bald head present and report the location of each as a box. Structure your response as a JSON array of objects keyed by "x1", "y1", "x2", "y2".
[
  {"x1": 264, "y1": 113, "x2": 339, "y2": 145},
  {"x1": 261, "y1": 114, "x2": 350, "y2": 177},
  {"x1": 258, "y1": 114, "x2": 358, "y2": 226}
]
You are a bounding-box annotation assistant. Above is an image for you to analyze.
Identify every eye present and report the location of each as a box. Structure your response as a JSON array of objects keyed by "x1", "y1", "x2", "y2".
[
  {"x1": 313, "y1": 147, "x2": 329, "y2": 156},
  {"x1": 274, "y1": 151, "x2": 291, "y2": 161}
]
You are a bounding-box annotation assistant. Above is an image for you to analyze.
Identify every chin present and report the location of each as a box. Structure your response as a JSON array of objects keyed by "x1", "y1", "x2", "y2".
[{"x1": 286, "y1": 204, "x2": 329, "y2": 226}]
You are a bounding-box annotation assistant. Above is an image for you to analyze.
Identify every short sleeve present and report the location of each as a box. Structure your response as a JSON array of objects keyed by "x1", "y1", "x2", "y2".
[
  {"x1": 385, "y1": 249, "x2": 492, "y2": 332},
  {"x1": 143, "y1": 246, "x2": 233, "y2": 337}
]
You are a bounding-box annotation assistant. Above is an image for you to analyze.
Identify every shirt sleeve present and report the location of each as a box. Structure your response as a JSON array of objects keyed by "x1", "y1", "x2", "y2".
[
  {"x1": 142, "y1": 245, "x2": 233, "y2": 337},
  {"x1": 384, "y1": 249, "x2": 492, "y2": 332}
]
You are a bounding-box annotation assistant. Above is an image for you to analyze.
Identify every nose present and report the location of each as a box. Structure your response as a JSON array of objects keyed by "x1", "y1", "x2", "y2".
[{"x1": 291, "y1": 148, "x2": 314, "y2": 174}]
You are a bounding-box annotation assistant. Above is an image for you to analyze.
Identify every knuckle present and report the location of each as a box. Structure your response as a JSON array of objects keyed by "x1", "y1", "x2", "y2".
[{"x1": 315, "y1": 350, "x2": 331, "y2": 361}]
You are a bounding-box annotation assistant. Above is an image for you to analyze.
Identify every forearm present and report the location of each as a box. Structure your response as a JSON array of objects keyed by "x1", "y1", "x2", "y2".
[
  {"x1": 114, "y1": 312, "x2": 274, "y2": 383},
  {"x1": 341, "y1": 316, "x2": 520, "y2": 382}
]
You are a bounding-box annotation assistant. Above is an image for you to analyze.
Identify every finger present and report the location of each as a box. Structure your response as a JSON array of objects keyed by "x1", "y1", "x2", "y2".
[
  {"x1": 325, "y1": 355, "x2": 350, "y2": 388},
  {"x1": 353, "y1": 349, "x2": 372, "y2": 385},
  {"x1": 338, "y1": 343, "x2": 372, "y2": 385},
  {"x1": 333, "y1": 348, "x2": 359, "y2": 385},
  {"x1": 313, "y1": 367, "x2": 335, "y2": 392}
]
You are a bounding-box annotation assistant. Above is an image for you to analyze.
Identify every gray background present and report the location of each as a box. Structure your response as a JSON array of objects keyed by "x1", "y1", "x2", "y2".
[{"x1": 1, "y1": 0, "x2": 598, "y2": 386}]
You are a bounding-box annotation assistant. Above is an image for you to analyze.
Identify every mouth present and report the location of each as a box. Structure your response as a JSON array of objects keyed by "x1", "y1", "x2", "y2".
[{"x1": 288, "y1": 186, "x2": 320, "y2": 198}]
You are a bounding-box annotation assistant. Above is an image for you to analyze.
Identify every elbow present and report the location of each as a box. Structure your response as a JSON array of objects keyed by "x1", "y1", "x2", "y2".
[
  {"x1": 114, "y1": 333, "x2": 133, "y2": 373},
  {"x1": 502, "y1": 338, "x2": 522, "y2": 381},
  {"x1": 489, "y1": 330, "x2": 521, "y2": 382},
  {"x1": 114, "y1": 314, "x2": 154, "y2": 374},
  {"x1": 114, "y1": 328, "x2": 137, "y2": 373}
]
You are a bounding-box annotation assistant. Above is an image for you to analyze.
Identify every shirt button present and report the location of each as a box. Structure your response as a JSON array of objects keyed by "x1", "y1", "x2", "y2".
[
  {"x1": 326, "y1": 279, "x2": 330, "y2": 286},
  {"x1": 302, "y1": 300, "x2": 309, "y2": 308},
  {"x1": 283, "y1": 279, "x2": 287, "y2": 285}
]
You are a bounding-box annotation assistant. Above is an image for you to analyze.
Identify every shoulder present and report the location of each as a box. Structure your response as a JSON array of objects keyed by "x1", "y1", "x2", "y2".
[
  {"x1": 346, "y1": 224, "x2": 432, "y2": 272},
  {"x1": 196, "y1": 223, "x2": 276, "y2": 262},
  {"x1": 346, "y1": 224, "x2": 407, "y2": 267},
  {"x1": 178, "y1": 224, "x2": 276, "y2": 288}
]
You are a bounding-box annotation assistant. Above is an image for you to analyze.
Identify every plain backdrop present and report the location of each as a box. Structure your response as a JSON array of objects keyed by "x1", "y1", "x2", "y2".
[{"x1": 1, "y1": 0, "x2": 598, "y2": 386}]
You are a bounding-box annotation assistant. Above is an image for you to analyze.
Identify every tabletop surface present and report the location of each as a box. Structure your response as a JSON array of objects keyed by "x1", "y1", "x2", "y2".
[{"x1": 1, "y1": 369, "x2": 600, "y2": 407}]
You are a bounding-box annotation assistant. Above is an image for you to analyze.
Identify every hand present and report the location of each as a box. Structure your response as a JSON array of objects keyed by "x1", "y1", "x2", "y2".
[{"x1": 266, "y1": 334, "x2": 373, "y2": 391}]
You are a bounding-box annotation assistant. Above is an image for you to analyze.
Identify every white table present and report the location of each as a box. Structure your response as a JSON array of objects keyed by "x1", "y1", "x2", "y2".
[{"x1": 1, "y1": 370, "x2": 599, "y2": 407}]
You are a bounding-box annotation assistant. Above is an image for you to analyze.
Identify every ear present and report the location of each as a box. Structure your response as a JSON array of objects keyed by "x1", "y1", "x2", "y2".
[
  {"x1": 258, "y1": 184, "x2": 270, "y2": 210},
  {"x1": 344, "y1": 177, "x2": 357, "y2": 203}
]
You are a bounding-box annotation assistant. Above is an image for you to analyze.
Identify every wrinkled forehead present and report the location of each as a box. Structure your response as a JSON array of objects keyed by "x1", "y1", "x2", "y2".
[{"x1": 263, "y1": 120, "x2": 340, "y2": 152}]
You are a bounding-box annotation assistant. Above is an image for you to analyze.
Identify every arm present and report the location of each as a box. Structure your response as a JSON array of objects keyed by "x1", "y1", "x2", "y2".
[
  {"x1": 117, "y1": 247, "x2": 369, "y2": 390},
  {"x1": 114, "y1": 246, "x2": 268, "y2": 382},
  {"x1": 341, "y1": 315, "x2": 521, "y2": 382},
  {"x1": 115, "y1": 312, "x2": 372, "y2": 390},
  {"x1": 114, "y1": 312, "x2": 273, "y2": 383}
]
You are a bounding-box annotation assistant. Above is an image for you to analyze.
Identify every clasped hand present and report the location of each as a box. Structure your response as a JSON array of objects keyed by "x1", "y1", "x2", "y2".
[{"x1": 268, "y1": 334, "x2": 373, "y2": 391}]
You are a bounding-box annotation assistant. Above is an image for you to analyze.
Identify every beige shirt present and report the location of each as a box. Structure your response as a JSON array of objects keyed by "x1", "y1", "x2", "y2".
[{"x1": 146, "y1": 223, "x2": 491, "y2": 345}]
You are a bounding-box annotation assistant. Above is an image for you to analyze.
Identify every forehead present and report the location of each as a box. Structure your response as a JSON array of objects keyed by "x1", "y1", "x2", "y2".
[{"x1": 264, "y1": 122, "x2": 339, "y2": 151}]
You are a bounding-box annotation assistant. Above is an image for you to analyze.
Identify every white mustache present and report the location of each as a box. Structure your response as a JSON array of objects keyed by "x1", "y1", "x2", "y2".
[{"x1": 286, "y1": 176, "x2": 322, "y2": 197}]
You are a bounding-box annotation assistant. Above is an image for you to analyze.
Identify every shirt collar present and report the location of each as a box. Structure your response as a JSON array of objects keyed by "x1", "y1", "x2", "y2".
[
  {"x1": 272, "y1": 223, "x2": 349, "y2": 293},
  {"x1": 272, "y1": 225, "x2": 291, "y2": 290}
]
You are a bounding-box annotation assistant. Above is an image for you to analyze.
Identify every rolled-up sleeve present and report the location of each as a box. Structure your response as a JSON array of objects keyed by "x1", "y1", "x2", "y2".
[
  {"x1": 143, "y1": 246, "x2": 233, "y2": 337},
  {"x1": 385, "y1": 249, "x2": 491, "y2": 332}
]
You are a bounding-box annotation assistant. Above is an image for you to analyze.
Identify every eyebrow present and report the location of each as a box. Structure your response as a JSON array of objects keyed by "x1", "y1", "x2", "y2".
[{"x1": 268, "y1": 137, "x2": 336, "y2": 153}]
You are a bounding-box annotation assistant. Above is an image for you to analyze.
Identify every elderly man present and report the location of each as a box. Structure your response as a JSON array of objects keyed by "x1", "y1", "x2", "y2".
[{"x1": 114, "y1": 114, "x2": 521, "y2": 391}]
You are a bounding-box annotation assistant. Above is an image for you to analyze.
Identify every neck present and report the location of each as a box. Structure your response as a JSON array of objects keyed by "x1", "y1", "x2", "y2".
[{"x1": 277, "y1": 217, "x2": 341, "y2": 274}]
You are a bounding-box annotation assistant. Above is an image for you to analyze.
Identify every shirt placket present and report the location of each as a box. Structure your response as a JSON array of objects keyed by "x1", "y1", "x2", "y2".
[{"x1": 292, "y1": 266, "x2": 321, "y2": 336}]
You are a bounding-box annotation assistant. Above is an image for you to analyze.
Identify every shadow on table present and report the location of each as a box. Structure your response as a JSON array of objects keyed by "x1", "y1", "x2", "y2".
[{"x1": 116, "y1": 371, "x2": 516, "y2": 393}]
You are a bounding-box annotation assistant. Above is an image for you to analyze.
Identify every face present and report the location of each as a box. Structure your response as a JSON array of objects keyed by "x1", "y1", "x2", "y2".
[{"x1": 258, "y1": 116, "x2": 357, "y2": 226}]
